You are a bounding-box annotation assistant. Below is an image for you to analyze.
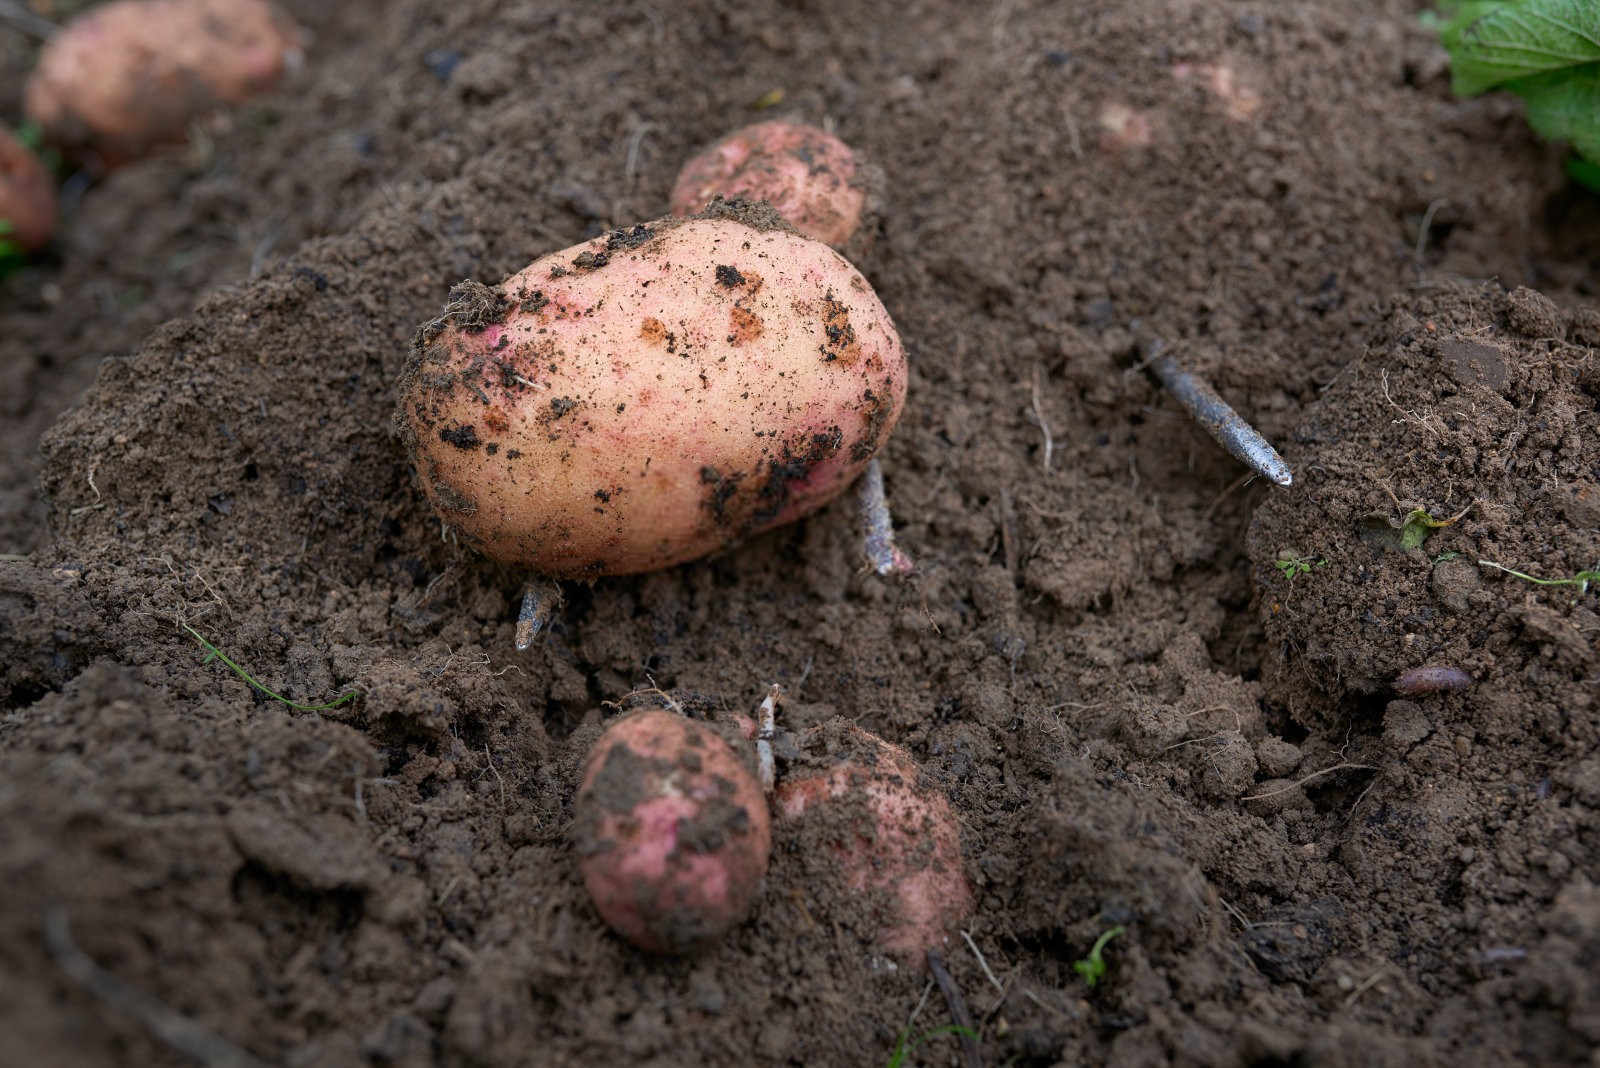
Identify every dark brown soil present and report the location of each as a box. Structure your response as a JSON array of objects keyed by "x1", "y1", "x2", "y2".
[{"x1": 3, "y1": 1, "x2": 1598, "y2": 1065}]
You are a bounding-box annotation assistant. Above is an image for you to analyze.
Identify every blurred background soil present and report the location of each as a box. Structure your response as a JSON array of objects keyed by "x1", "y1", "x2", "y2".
[{"x1": 1, "y1": 1, "x2": 1597, "y2": 1065}]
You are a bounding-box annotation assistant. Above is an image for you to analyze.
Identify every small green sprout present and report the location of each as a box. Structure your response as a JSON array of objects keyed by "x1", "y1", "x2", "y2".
[
  {"x1": 1478, "y1": 560, "x2": 1599, "y2": 596},
  {"x1": 1274, "y1": 554, "x2": 1326, "y2": 581},
  {"x1": 1073, "y1": 925, "x2": 1125, "y2": 988},
  {"x1": 1360, "y1": 502, "x2": 1472, "y2": 552},
  {"x1": 183, "y1": 623, "x2": 358, "y2": 712},
  {"x1": 884, "y1": 1025, "x2": 977, "y2": 1068}
]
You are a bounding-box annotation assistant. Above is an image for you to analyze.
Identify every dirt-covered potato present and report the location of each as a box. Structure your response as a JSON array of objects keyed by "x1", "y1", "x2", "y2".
[
  {"x1": 776, "y1": 721, "x2": 972, "y2": 960},
  {"x1": 670, "y1": 120, "x2": 869, "y2": 248},
  {"x1": 24, "y1": 0, "x2": 305, "y2": 167},
  {"x1": 397, "y1": 204, "x2": 907, "y2": 579},
  {"x1": 0, "y1": 129, "x2": 56, "y2": 252},
  {"x1": 573, "y1": 708, "x2": 771, "y2": 954}
]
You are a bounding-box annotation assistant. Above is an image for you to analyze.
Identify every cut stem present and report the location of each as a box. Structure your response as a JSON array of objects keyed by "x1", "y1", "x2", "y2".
[
  {"x1": 515, "y1": 581, "x2": 561, "y2": 650},
  {"x1": 1145, "y1": 339, "x2": 1292, "y2": 487},
  {"x1": 755, "y1": 683, "x2": 781, "y2": 794},
  {"x1": 859, "y1": 458, "x2": 915, "y2": 576}
]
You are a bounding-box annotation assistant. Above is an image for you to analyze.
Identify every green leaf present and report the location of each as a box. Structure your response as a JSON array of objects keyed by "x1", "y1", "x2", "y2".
[
  {"x1": 1442, "y1": 1, "x2": 1600, "y2": 96},
  {"x1": 1511, "y1": 63, "x2": 1600, "y2": 161},
  {"x1": 1565, "y1": 153, "x2": 1600, "y2": 191}
]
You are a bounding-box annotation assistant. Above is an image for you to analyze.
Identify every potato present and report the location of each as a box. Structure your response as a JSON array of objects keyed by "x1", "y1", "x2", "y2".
[
  {"x1": 0, "y1": 128, "x2": 56, "y2": 252},
  {"x1": 670, "y1": 120, "x2": 869, "y2": 248},
  {"x1": 24, "y1": 0, "x2": 305, "y2": 166},
  {"x1": 573, "y1": 708, "x2": 771, "y2": 953},
  {"x1": 776, "y1": 721, "x2": 973, "y2": 960},
  {"x1": 397, "y1": 204, "x2": 907, "y2": 579}
]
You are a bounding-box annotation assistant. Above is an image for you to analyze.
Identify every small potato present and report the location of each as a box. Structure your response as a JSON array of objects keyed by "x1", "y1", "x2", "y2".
[
  {"x1": 776, "y1": 721, "x2": 972, "y2": 960},
  {"x1": 573, "y1": 708, "x2": 771, "y2": 953},
  {"x1": 0, "y1": 129, "x2": 56, "y2": 252},
  {"x1": 24, "y1": 0, "x2": 305, "y2": 166},
  {"x1": 670, "y1": 120, "x2": 868, "y2": 248},
  {"x1": 397, "y1": 204, "x2": 907, "y2": 578}
]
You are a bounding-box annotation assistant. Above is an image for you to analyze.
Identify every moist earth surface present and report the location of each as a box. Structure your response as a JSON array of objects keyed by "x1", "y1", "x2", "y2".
[{"x1": 2, "y1": 1, "x2": 1598, "y2": 1065}]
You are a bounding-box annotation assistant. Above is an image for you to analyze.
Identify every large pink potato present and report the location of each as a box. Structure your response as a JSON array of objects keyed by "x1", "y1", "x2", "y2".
[
  {"x1": 670, "y1": 121, "x2": 868, "y2": 248},
  {"x1": 573, "y1": 708, "x2": 771, "y2": 953},
  {"x1": 397, "y1": 205, "x2": 907, "y2": 579},
  {"x1": 24, "y1": 0, "x2": 305, "y2": 166},
  {"x1": 776, "y1": 722, "x2": 973, "y2": 960},
  {"x1": 0, "y1": 128, "x2": 56, "y2": 252}
]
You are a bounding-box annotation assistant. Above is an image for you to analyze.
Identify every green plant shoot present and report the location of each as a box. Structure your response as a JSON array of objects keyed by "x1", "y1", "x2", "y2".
[
  {"x1": 1275, "y1": 555, "x2": 1325, "y2": 581},
  {"x1": 182, "y1": 623, "x2": 358, "y2": 712},
  {"x1": 1361, "y1": 502, "x2": 1471, "y2": 552},
  {"x1": 1434, "y1": 1, "x2": 1600, "y2": 192},
  {"x1": 884, "y1": 1025, "x2": 978, "y2": 1068},
  {"x1": 1478, "y1": 560, "x2": 1599, "y2": 595},
  {"x1": 1074, "y1": 925, "x2": 1125, "y2": 988}
]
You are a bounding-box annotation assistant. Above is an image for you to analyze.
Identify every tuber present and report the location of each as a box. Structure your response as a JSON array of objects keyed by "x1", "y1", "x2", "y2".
[
  {"x1": 0, "y1": 128, "x2": 56, "y2": 252},
  {"x1": 397, "y1": 204, "x2": 907, "y2": 579},
  {"x1": 670, "y1": 120, "x2": 869, "y2": 248},
  {"x1": 24, "y1": 0, "x2": 305, "y2": 167},
  {"x1": 572, "y1": 707, "x2": 771, "y2": 953},
  {"x1": 776, "y1": 721, "x2": 972, "y2": 960}
]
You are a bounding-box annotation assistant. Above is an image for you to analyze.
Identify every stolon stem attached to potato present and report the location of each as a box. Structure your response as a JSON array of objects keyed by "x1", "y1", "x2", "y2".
[
  {"x1": 755, "y1": 683, "x2": 781, "y2": 794},
  {"x1": 859, "y1": 458, "x2": 915, "y2": 576},
  {"x1": 514, "y1": 581, "x2": 560, "y2": 651},
  {"x1": 1143, "y1": 337, "x2": 1292, "y2": 487}
]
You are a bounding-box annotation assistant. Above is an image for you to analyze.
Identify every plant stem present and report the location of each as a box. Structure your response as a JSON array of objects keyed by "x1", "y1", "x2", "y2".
[{"x1": 182, "y1": 623, "x2": 356, "y2": 712}]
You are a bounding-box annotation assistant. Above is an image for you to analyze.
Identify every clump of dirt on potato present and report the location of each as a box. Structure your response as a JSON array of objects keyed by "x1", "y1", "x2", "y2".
[
  {"x1": 573, "y1": 706, "x2": 771, "y2": 954},
  {"x1": 1249, "y1": 280, "x2": 1600, "y2": 726}
]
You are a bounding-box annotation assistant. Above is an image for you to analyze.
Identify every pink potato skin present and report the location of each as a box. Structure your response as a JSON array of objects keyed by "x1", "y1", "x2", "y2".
[
  {"x1": 24, "y1": 0, "x2": 304, "y2": 166},
  {"x1": 397, "y1": 210, "x2": 907, "y2": 579},
  {"x1": 670, "y1": 121, "x2": 866, "y2": 248},
  {"x1": 0, "y1": 128, "x2": 56, "y2": 251},
  {"x1": 573, "y1": 709, "x2": 771, "y2": 953},
  {"x1": 776, "y1": 724, "x2": 973, "y2": 960}
]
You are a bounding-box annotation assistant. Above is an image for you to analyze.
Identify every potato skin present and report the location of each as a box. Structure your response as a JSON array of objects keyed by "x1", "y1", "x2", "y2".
[
  {"x1": 776, "y1": 723, "x2": 972, "y2": 960},
  {"x1": 0, "y1": 128, "x2": 56, "y2": 252},
  {"x1": 397, "y1": 210, "x2": 907, "y2": 579},
  {"x1": 573, "y1": 708, "x2": 772, "y2": 954},
  {"x1": 670, "y1": 121, "x2": 867, "y2": 248},
  {"x1": 24, "y1": 0, "x2": 304, "y2": 166}
]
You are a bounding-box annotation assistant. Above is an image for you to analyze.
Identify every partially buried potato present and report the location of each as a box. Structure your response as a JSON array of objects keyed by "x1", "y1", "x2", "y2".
[
  {"x1": 397, "y1": 202, "x2": 907, "y2": 579},
  {"x1": 776, "y1": 721, "x2": 972, "y2": 960},
  {"x1": 573, "y1": 708, "x2": 771, "y2": 953},
  {"x1": 670, "y1": 120, "x2": 869, "y2": 248},
  {"x1": 0, "y1": 128, "x2": 56, "y2": 252},
  {"x1": 24, "y1": 0, "x2": 305, "y2": 166}
]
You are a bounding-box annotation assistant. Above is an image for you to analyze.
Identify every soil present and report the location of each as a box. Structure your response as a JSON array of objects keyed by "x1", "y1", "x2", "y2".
[{"x1": 2, "y1": 1, "x2": 1598, "y2": 1066}]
